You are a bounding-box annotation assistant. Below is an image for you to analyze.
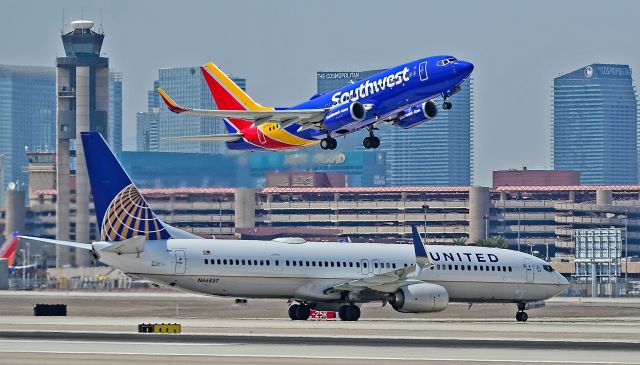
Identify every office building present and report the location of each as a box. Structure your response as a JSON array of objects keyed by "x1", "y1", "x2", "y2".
[
  {"x1": 108, "y1": 72, "x2": 123, "y2": 153},
  {"x1": 552, "y1": 64, "x2": 638, "y2": 184},
  {"x1": 316, "y1": 69, "x2": 473, "y2": 186},
  {"x1": 0, "y1": 65, "x2": 56, "y2": 205},
  {"x1": 493, "y1": 168, "x2": 580, "y2": 187},
  {"x1": 155, "y1": 67, "x2": 246, "y2": 153}
]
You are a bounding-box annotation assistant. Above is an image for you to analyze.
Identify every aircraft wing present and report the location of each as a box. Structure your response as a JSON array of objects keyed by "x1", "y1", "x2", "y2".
[
  {"x1": 158, "y1": 88, "x2": 326, "y2": 127},
  {"x1": 326, "y1": 226, "x2": 432, "y2": 294},
  {"x1": 163, "y1": 133, "x2": 244, "y2": 142},
  {"x1": 19, "y1": 236, "x2": 92, "y2": 250}
]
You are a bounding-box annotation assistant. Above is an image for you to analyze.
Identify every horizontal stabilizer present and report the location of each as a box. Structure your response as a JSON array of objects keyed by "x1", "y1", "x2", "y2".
[
  {"x1": 163, "y1": 133, "x2": 243, "y2": 142},
  {"x1": 19, "y1": 236, "x2": 92, "y2": 251},
  {"x1": 101, "y1": 235, "x2": 145, "y2": 255}
]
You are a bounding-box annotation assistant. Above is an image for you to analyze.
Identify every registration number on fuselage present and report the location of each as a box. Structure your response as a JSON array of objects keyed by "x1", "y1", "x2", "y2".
[{"x1": 197, "y1": 277, "x2": 220, "y2": 284}]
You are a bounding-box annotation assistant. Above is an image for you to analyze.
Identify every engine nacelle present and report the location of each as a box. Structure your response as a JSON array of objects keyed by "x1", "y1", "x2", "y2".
[
  {"x1": 388, "y1": 282, "x2": 449, "y2": 313},
  {"x1": 394, "y1": 100, "x2": 438, "y2": 129},
  {"x1": 324, "y1": 101, "x2": 366, "y2": 132}
]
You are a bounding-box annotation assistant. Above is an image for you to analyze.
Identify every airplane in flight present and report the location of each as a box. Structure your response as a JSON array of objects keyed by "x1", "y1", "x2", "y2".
[
  {"x1": 22, "y1": 133, "x2": 568, "y2": 322},
  {"x1": 157, "y1": 55, "x2": 473, "y2": 151},
  {"x1": 0, "y1": 232, "x2": 19, "y2": 268}
]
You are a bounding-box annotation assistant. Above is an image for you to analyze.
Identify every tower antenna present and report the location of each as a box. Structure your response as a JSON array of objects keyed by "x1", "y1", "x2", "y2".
[{"x1": 61, "y1": 8, "x2": 65, "y2": 34}]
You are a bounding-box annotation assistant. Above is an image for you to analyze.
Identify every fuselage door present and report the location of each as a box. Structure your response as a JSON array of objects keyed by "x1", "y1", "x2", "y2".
[
  {"x1": 419, "y1": 61, "x2": 428, "y2": 81},
  {"x1": 360, "y1": 259, "x2": 370, "y2": 275},
  {"x1": 372, "y1": 259, "x2": 382, "y2": 275},
  {"x1": 175, "y1": 250, "x2": 186, "y2": 274},
  {"x1": 524, "y1": 258, "x2": 534, "y2": 282},
  {"x1": 257, "y1": 126, "x2": 267, "y2": 145}
]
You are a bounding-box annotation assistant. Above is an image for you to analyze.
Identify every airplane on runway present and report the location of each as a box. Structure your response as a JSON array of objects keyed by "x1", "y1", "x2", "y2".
[
  {"x1": 21, "y1": 133, "x2": 568, "y2": 322},
  {"x1": 0, "y1": 232, "x2": 19, "y2": 268},
  {"x1": 157, "y1": 55, "x2": 473, "y2": 151}
]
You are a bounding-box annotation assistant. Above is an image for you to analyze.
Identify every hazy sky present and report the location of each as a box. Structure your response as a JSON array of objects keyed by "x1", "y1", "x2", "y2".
[{"x1": 1, "y1": 0, "x2": 638, "y2": 185}]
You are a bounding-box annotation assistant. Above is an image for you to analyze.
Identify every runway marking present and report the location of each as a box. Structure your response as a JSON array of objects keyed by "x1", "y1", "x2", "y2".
[
  {"x1": 0, "y1": 339, "x2": 235, "y2": 347},
  {"x1": 0, "y1": 350, "x2": 637, "y2": 364}
]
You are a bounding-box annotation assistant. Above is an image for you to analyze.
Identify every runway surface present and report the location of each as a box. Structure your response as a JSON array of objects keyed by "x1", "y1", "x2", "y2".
[{"x1": 0, "y1": 291, "x2": 638, "y2": 364}]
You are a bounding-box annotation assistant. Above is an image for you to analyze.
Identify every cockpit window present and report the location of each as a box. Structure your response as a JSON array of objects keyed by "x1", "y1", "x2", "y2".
[
  {"x1": 543, "y1": 265, "x2": 554, "y2": 272},
  {"x1": 437, "y1": 57, "x2": 457, "y2": 66}
]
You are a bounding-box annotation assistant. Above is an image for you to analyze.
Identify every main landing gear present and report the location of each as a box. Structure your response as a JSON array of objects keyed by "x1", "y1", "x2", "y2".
[
  {"x1": 363, "y1": 126, "x2": 380, "y2": 149},
  {"x1": 515, "y1": 303, "x2": 528, "y2": 322},
  {"x1": 288, "y1": 303, "x2": 311, "y2": 320},
  {"x1": 320, "y1": 136, "x2": 337, "y2": 150},
  {"x1": 338, "y1": 304, "x2": 361, "y2": 321}
]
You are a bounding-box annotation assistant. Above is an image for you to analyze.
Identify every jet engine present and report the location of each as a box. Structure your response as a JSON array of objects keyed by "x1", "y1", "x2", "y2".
[
  {"x1": 324, "y1": 101, "x2": 366, "y2": 133},
  {"x1": 388, "y1": 282, "x2": 449, "y2": 313},
  {"x1": 393, "y1": 100, "x2": 438, "y2": 129}
]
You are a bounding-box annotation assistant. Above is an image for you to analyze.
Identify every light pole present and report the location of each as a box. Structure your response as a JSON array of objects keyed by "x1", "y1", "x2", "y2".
[
  {"x1": 625, "y1": 209, "x2": 629, "y2": 293},
  {"x1": 422, "y1": 204, "x2": 429, "y2": 244},
  {"x1": 218, "y1": 198, "x2": 223, "y2": 236},
  {"x1": 517, "y1": 207, "x2": 521, "y2": 252},
  {"x1": 484, "y1": 214, "x2": 489, "y2": 240}
]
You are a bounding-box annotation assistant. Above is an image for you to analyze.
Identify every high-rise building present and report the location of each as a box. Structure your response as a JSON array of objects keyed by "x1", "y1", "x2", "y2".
[
  {"x1": 316, "y1": 70, "x2": 473, "y2": 186},
  {"x1": 0, "y1": 65, "x2": 56, "y2": 205},
  {"x1": 137, "y1": 81, "x2": 160, "y2": 152},
  {"x1": 108, "y1": 71, "x2": 123, "y2": 153},
  {"x1": 155, "y1": 67, "x2": 246, "y2": 153},
  {"x1": 56, "y1": 20, "x2": 109, "y2": 267},
  {"x1": 552, "y1": 64, "x2": 638, "y2": 184}
]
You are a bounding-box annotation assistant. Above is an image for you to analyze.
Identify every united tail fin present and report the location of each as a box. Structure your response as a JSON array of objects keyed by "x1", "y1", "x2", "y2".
[{"x1": 81, "y1": 132, "x2": 197, "y2": 241}]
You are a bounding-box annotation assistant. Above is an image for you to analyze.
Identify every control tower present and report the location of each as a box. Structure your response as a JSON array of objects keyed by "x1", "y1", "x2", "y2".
[{"x1": 56, "y1": 20, "x2": 109, "y2": 267}]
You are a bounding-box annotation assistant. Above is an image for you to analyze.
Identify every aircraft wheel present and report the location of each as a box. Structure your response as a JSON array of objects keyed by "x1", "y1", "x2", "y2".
[
  {"x1": 515, "y1": 311, "x2": 528, "y2": 322},
  {"x1": 295, "y1": 304, "x2": 311, "y2": 320},
  {"x1": 329, "y1": 138, "x2": 338, "y2": 150},
  {"x1": 289, "y1": 304, "x2": 299, "y2": 320},
  {"x1": 338, "y1": 305, "x2": 348, "y2": 321},
  {"x1": 345, "y1": 305, "x2": 361, "y2": 321},
  {"x1": 442, "y1": 101, "x2": 452, "y2": 110},
  {"x1": 372, "y1": 136, "x2": 380, "y2": 149},
  {"x1": 363, "y1": 137, "x2": 374, "y2": 149},
  {"x1": 320, "y1": 138, "x2": 332, "y2": 150}
]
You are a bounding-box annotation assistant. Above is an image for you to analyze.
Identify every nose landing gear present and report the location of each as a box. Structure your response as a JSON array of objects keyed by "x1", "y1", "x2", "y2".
[
  {"x1": 442, "y1": 100, "x2": 452, "y2": 110},
  {"x1": 515, "y1": 303, "x2": 528, "y2": 322}
]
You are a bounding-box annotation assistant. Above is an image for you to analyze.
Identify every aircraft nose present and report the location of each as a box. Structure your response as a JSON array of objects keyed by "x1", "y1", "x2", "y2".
[{"x1": 457, "y1": 61, "x2": 474, "y2": 77}]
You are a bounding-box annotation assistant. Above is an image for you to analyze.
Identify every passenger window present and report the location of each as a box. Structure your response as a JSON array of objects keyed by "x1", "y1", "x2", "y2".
[
  {"x1": 508, "y1": 266, "x2": 512, "y2": 272},
  {"x1": 275, "y1": 260, "x2": 279, "y2": 266},
  {"x1": 497, "y1": 266, "x2": 501, "y2": 272},
  {"x1": 293, "y1": 261, "x2": 297, "y2": 267},
  {"x1": 266, "y1": 260, "x2": 270, "y2": 266},
  {"x1": 331, "y1": 262, "x2": 335, "y2": 267},
  {"x1": 362, "y1": 262, "x2": 366, "y2": 268},
  {"x1": 299, "y1": 261, "x2": 303, "y2": 266},
  {"x1": 356, "y1": 262, "x2": 361, "y2": 268},
  {"x1": 467, "y1": 265, "x2": 471, "y2": 271},
  {"x1": 474, "y1": 265, "x2": 477, "y2": 271},
  {"x1": 235, "y1": 259, "x2": 240, "y2": 265},
  {"x1": 349, "y1": 262, "x2": 353, "y2": 268},
  {"x1": 204, "y1": 259, "x2": 208, "y2": 264},
  {"x1": 392, "y1": 263, "x2": 396, "y2": 269},
  {"x1": 448, "y1": 264, "x2": 452, "y2": 270},
  {"x1": 223, "y1": 259, "x2": 227, "y2": 265},
  {"x1": 343, "y1": 262, "x2": 347, "y2": 267},
  {"x1": 337, "y1": 262, "x2": 341, "y2": 268},
  {"x1": 502, "y1": 266, "x2": 507, "y2": 272},
  {"x1": 260, "y1": 260, "x2": 264, "y2": 266},
  {"x1": 229, "y1": 260, "x2": 233, "y2": 266},
  {"x1": 461, "y1": 265, "x2": 465, "y2": 271},
  {"x1": 286, "y1": 260, "x2": 290, "y2": 266},
  {"x1": 318, "y1": 261, "x2": 323, "y2": 267},
  {"x1": 241, "y1": 260, "x2": 246, "y2": 265},
  {"x1": 254, "y1": 260, "x2": 258, "y2": 265},
  {"x1": 217, "y1": 259, "x2": 221, "y2": 264},
  {"x1": 248, "y1": 260, "x2": 252, "y2": 266},
  {"x1": 491, "y1": 266, "x2": 495, "y2": 271},
  {"x1": 480, "y1": 266, "x2": 483, "y2": 271},
  {"x1": 374, "y1": 262, "x2": 378, "y2": 269},
  {"x1": 325, "y1": 261, "x2": 329, "y2": 267},
  {"x1": 404, "y1": 263, "x2": 408, "y2": 267},
  {"x1": 454, "y1": 265, "x2": 458, "y2": 270},
  {"x1": 312, "y1": 261, "x2": 316, "y2": 267},
  {"x1": 306, "y1": 261, "x2": 310, "y2": 267}
]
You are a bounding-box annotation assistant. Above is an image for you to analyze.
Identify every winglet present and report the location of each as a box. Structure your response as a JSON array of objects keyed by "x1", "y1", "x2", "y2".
[
  {"x1": 411, "y1": 226, "x2": 430, "y2": 266},
  {"x1": 157, "y1": 87, "x2": 188, "y2": 114}
]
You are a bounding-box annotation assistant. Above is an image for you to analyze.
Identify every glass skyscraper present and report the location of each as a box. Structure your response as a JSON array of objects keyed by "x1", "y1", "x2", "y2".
[
  {"x1": 137, "y1": 81, "x2": 160, "y2": 152},
  {"x1": 0, "y1": 65, "x2": 56, "y2": 204},
  {"x1": 154, "y1": 67, "x2": 246, "y2": 153},
  {"x1": 0, "y1": 65, "x2": 122, "y2": 204},
  {"x1": 552, "y1": 64, "x2": 638, "y2": 184},
  {"x1": 316, "y1": 69, "x2": 473, "y2": 186}
]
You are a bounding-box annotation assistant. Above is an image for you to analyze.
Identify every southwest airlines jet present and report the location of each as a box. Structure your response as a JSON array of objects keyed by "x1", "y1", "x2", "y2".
[
  {"x1": 157, "y1": 56, "x2": 473, "y2": 151},
  {"x1": 22, "y1": 133, "x2": 568, "y2": 322}
]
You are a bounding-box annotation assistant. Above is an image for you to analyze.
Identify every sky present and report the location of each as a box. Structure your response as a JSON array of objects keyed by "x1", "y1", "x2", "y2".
[{"x1": 0, "y1": 0, "x2": 638, "y2": 186}]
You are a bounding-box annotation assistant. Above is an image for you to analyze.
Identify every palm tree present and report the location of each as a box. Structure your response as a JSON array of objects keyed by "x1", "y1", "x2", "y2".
[
  {"x1": 477, "y1": 235, "x2": 508, "y2": 249},
  {"x1": 451, "y1": 237, "x2": 468, "y2": 246}
]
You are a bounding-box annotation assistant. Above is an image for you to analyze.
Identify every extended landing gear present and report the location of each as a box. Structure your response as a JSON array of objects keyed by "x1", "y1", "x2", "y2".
[
  {"x1": 363, "y1": 126, "x2": 380, "y2": 149},
  {"x1": 288, "y1": 303, "x2": 311, "y2": 320},
  {"x1": 442, "y1": 100, "x2": 452, "y2": 110},
  {"x1": 338, "y1": 304, "x2": 361, "y2": 321},
  {"x1": 320, "y1": 136, "x2": 337, "y2": 150},
  {"x1": 515, "y1": 303, "x2": 528, "y2": 322}
]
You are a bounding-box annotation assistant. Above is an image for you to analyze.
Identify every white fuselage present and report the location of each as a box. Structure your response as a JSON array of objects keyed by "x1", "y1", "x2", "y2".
[{"x1": 96, "y1": 238, "x2": 568, "y2": 304}]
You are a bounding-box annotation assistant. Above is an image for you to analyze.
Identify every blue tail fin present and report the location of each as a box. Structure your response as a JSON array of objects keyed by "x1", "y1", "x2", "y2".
[{"x1": 81, "y1": 132, "x2": 172, "y2": 241}]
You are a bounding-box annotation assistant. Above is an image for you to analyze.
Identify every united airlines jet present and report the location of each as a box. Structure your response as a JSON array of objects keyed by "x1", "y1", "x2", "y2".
[
  {"x1": 157, "y1": 56, "x2": 473, "y2": 151},
  {"x1": 22, "y1": 133, "x2": 568, "y2": 322}
]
